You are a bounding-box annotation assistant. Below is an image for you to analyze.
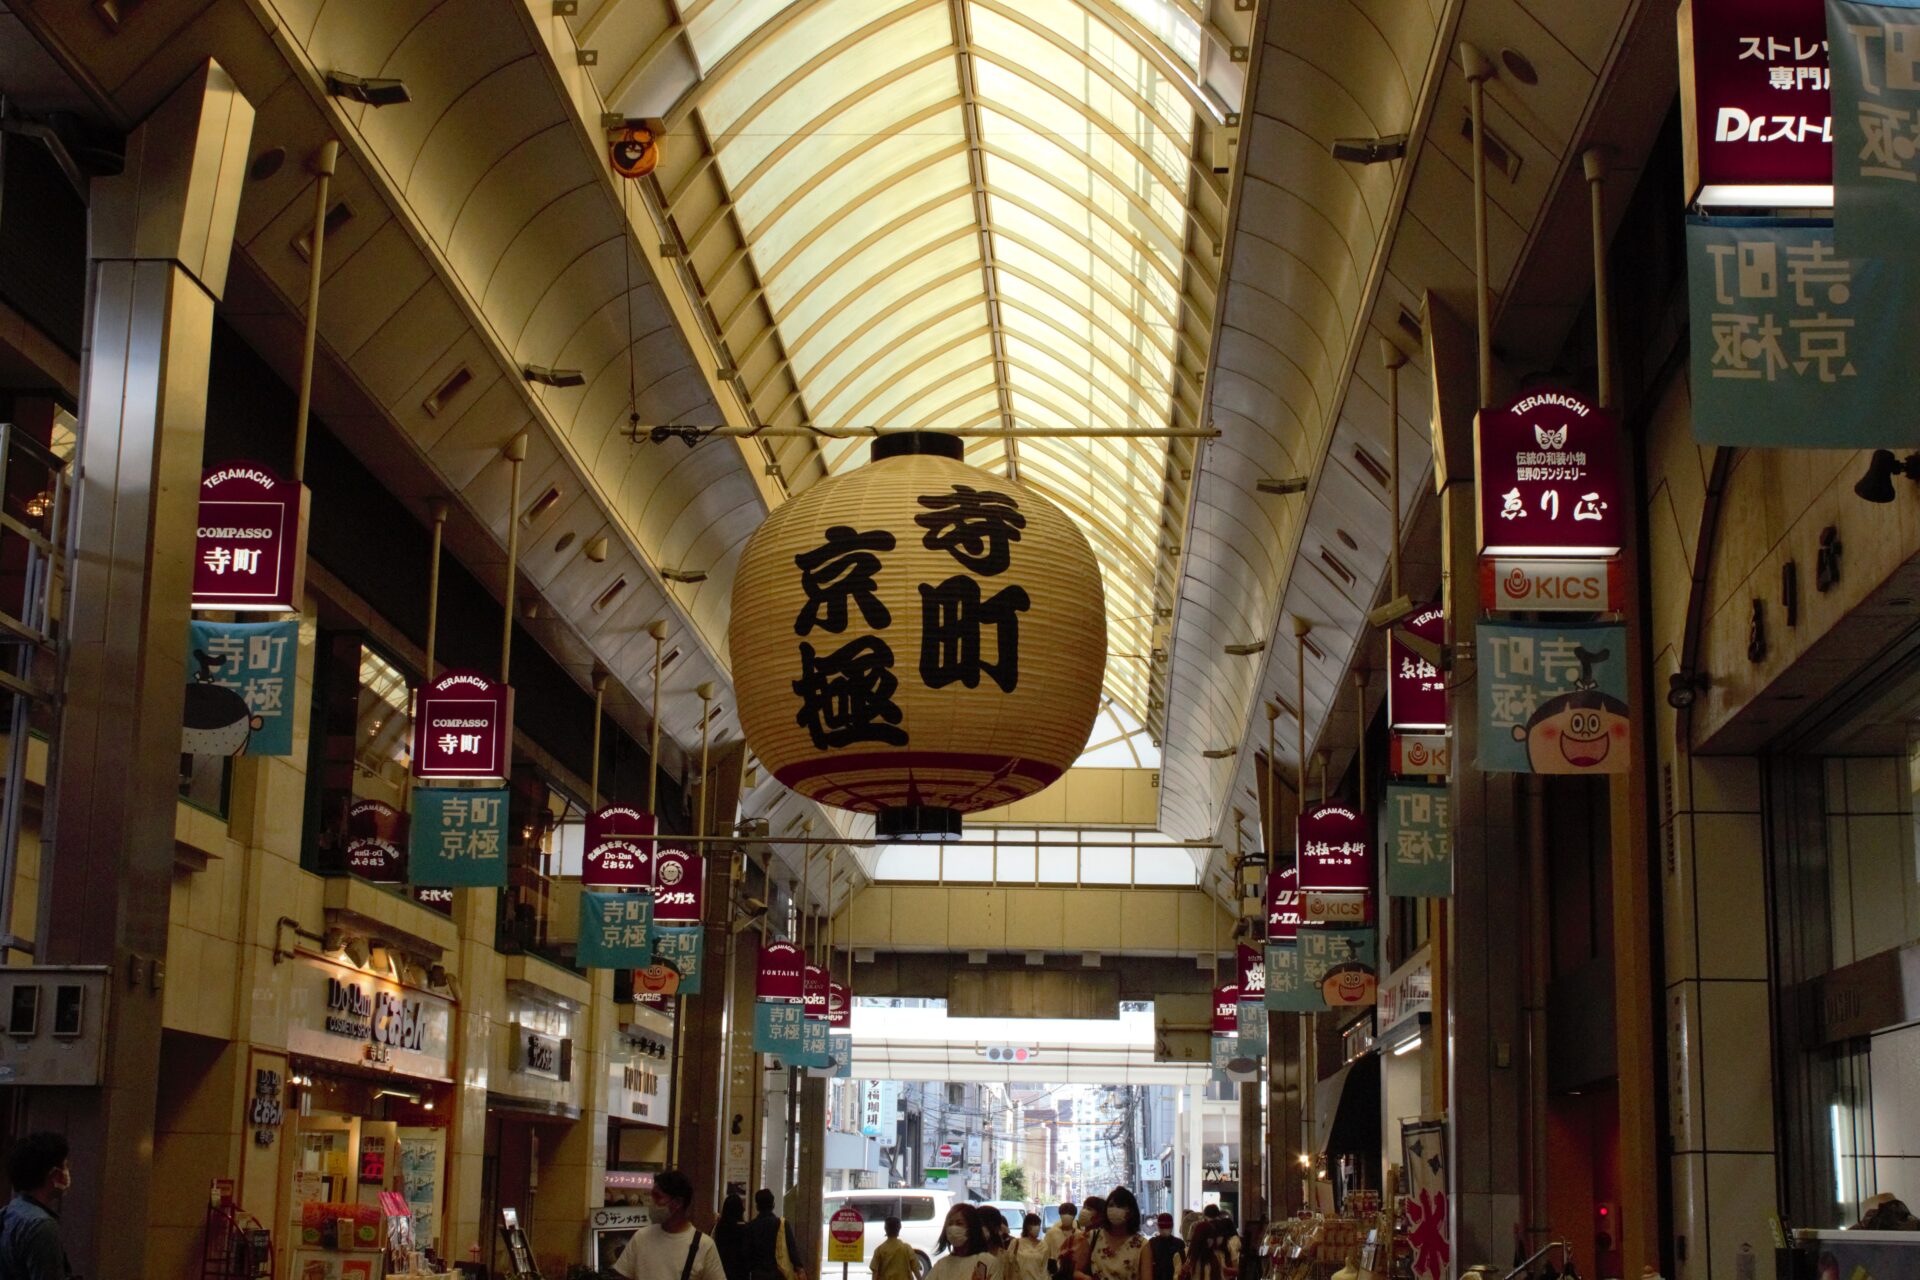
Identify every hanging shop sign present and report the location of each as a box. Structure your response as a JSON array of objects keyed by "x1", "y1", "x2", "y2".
[
  {"x1": 1678, "y1": 0, "x2": 1835, "y2": 207},
  {"x1": 803, "y1": 965, "x2": 830, "y2": 1021},
  {"x1": 193, "y1": 462, "x2": 308, "y2": 612},
  {"x1": 1686, "y1": 217, "x2": 1920, "y2": 445},
  {"x1": 1266, "y1": 864, "x2": 1300, "y2": 944},
  {"x1": 1480, "y1": 557, "x2": 1626, "y2": 613},
  {"x1": 578, "y1": 891, "x2": 654, "y2": 969},
  {"x1": 1400, "y1": 1119, "x2": 1451, "y2": 1280},
  {"x1": 753, "y1": 999, "x2": 805, "y2": 1057},
  {"x1": 1266, "y1": 929, "x2": 1378, "y2": 1012},
  {"x1": 650, "y1": 848, "x2": 703, "y2": 923},
  {"x1": 1211, "y1": 984, "x2": 1240, "y2": 1034},
  {"x1": 408, "y1": 788, "x2": 509, "y2": 887},
  {"x1": 757, "y1": 940, "x2": 804, "y2": 1002},
  {"x1": 1298, "y1": 804, "x2": 1373, "y2": 924},
  {"x1": 828, "y1": 1032, "x2": 853, "y2": 1079},
  {"x1": 609, "y1": 121, "x2": 660, "y2": 179},
  {"x1": 1237, "y1": 944, "x2": 1265, "y2": 1001},
  {"x1": 1383, "y1": 784, "x2": 1453, "y2": 899},
  {"x1": 1387, "y1": 607, "x2": 1447, "y2": 731},
  {"x1": 1475, "y1": 389, "x2": 1622, "y2": 560},
  {"x1": 583, "y1": 805, "x2": 655, "y2": 889},
  {"x1": 1209, "y1": 1033, "x2": 1237, "y2": 1077},
  {"x1": 634, "y1": 957, "x2": 684, "y2": 999},
  {"x1": 649, "y1": 926, "x2": 703, "y2": 994},
  {"x1": 287, "y1": 955, "x2": 452, "y2": 1079},
  {"x1": 828, "y1": 981, "x2": 851, "y2": 1029},
  {"x1": 410, "y1": 670, "x2": 512, "y2": 781},
  {"x1": 183, "y1": 619, "x2": 298, "y2": 756},
  {"x1": 1389, "y1": 733, "x2": 1450, "y2": 778},
  {"x1": 1235, "y1": 997, "x2": 1266, "y2": 1059},
  {"x1": 729, "y1": 434, "x2": 1106, "y2": 837},
  {"x1": 800, "y1": 1015, "x2": 832, "y2": 1069},
  {"x1": 1477, "y1": 622, "x2": 1631, "y2": 775},
  {"x1": 346, "y1": 799, "x2": 408, "y2": 884},
  {"x1": 1829, "y1": 0, "x2": 1920, "y2": 261}
]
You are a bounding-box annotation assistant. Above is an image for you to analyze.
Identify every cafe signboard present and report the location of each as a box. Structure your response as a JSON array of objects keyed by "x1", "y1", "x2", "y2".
[{"x1": 287, "y1": 956, "x2": 452, "y2": 1080}]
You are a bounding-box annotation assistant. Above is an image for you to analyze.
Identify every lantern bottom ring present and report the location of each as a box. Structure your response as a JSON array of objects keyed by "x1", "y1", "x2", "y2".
[{"x1": 877, "y1": 804, "x2": 963, "y2": 840}]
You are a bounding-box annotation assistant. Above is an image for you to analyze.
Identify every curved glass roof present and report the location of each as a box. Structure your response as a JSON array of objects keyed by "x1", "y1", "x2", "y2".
[{"x1": 665, "y1": 0, "x2": 1214, "y2": 725}]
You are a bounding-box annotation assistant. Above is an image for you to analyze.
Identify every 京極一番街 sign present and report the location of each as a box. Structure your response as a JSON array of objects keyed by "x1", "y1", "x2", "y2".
[
  {"x1": 1266, "y1": 864, "x2": 1300, "y2": 943},
  {"x1": 1211, "y1": 984, "x2": 1240, "y2": 1034},
  {"x1": 757, "y1": 940, "x2": 804, "y2": 1002},
  {"x1": 1298, "y1": 804, "x2": 1372, "y2": 895},
  {"x1": 1478, "y1": 622, "x2": 1631, "y2": 775},
  {"x1": 411, "y1": 669, "x2": 512, "y2": 781},
  {"x1": 649, "y1": 925, "x2": 703, "y2": 994},
  {"x1": 1388, "y1": 606, "x2": 1446, "y2": 732},
  {"x1": 584, "y1": 805, "x2": 654, "y2": 889},
  {"x1": 346, "y1": 798, "x2": 407, "y2": 884},
  {"x1": 193, "y1": 463, "x2": 309, "y2": 612},
  {"x1": 650, "y1": 848, "x2": 703, "y2": 923},
  {"x1": 1474, "y1": 389, "x2": 1622, "y2": 559},
  {"x1": 1679, "y1": 0, "x2": 1834, "y2": 206}
]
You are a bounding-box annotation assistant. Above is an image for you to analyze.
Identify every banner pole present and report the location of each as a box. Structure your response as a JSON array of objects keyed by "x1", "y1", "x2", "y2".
[
  {"x1": 499, "y1": 432, "x2": 528, "y2": 684},
  {"x1": 647, "y1": 620, "x2": 667, "y2": 813},
  {"x1": 589, "y1": 670, "x2": 606, "y2": 811},
  {"x1": 292, "y1": 141, "x2": 338, "y2": 485},
  {"x1": 423, "y1": 499, "x2": 447, "y2": 681},
  {"x1": 1292, "y1": 615, "x2": 1312, "y2": 1208}
]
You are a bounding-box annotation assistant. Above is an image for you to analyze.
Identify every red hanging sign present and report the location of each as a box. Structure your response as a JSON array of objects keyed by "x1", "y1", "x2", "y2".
[
  {"x1": 1212, "y1": 984, "x2": 1240, "y2": 1034},
  {"x1": 828, "y1": 981, "x2": 851, "y2": 1029},
  {"x1": 410, "y1": 669, "x2": 512, "y2": 780},
  {"x1": 1266, "y1": 864, "x2": 1301, "y2": 944},
  {"x1": 1237, "y1": 944, "x2": 1265, "y2": 1001},
  {"x1": 584, "y1": 806, "x2": 654, "y2": 889},
  {"x1": 757, "y1": 940, "x2": 804, "y2": 1002},
  {"x1": 1474, "y1": 389, "x2": 1623, "y2": 560},
  {"x1": 345, "y1": 798, "x2": 407, "y2": 883},
  {"x1": 193, "y1": 462, "x2": 308, "y2": 612},
  {"x1": 803, "y1": 965, "x2": 829, "y2": 1021},
  {"x1": 1679, "y1": 0, "x2": 1834, "y2": 207},
  {"x1": 1298, "y1": 804, "x2": 1373, "y2": 896},
  {"x1": 651, "y1": 848, "x2": 703, "y2": 924},
  {"x1": 1388, "y1": 606, "x2": 1447, "y2": 732}
]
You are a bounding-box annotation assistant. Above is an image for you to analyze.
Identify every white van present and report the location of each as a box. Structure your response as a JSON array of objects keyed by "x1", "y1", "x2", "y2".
[{"x1": 821, "y1": 1188, "x2": 954, "y2": 1280}]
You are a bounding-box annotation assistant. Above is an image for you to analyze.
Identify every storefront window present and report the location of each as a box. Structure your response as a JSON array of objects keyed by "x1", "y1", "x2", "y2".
[
  {"x1": 496, "y1": 768, "x2": 584, "y2": 965},
  {"x1": 354, "y1": 647, "x2": 413, "y2": 812},
  {"x1": 306, "y1": 631, "x2": 420, "y2": 886}
]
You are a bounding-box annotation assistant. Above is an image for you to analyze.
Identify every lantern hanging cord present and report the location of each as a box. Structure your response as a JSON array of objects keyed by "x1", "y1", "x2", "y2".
[
  {"x1": 625, "y1": 423, "x2": 1218, "y2": 444},
  {"x1": 623, "y1": 181, "x2": 638, "y2": 434}
]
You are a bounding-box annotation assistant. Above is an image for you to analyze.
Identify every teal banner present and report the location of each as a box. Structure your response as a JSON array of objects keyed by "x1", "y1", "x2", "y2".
[
  {"x1": 753, "y1": 999, "x2": 804, "y2": 1057},
  {"x1": 829, "y1": 1032, "x2": 853, "y2": 1079},
  {"x1": 1477, "y1": 622, "x2": 1630, "y2": 775},
  {"x1": 409, "y1": 788, "x2": 509, "y2": 887},
  {"x1": 1268, "y1": 932, "x2": 1379, "y2": 1011},
  {"x1": 650, "y1": 925, "x2": 704, "y2": 994},
  {"x1": 578, "y1": 891, "x2": 655, "y2": 968},
  {"x1": 1209, "y1": 1034, "x2": 1236, "y2": 1075},
  {"x1": 1236, "y1": 1000, "x2": 1266, "y2": 1058},
  {"x1": 185, "y1": 619, "x2": 298, "y2": 756},
  {"x1": 1384, "y1": 784, "x2": 1453, "y2": 898},
  {"x1": 1828, "y1": 0, "x2": 1920, "y2": 264},
  {"x1": 1265, "y1": 943, "x2": 1317, "y2": 1012},
  {"x1": 1688, "y1": 218, "x2": 1920, "y2": 445},
  {"x1": 800, "y1": 1017, "x2": 831, "y2": 1069}
]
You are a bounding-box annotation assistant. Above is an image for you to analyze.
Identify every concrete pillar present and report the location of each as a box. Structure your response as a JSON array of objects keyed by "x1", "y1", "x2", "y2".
[
  {"x1": 28, "y1": 60, "x2": 252, "y2": 1280},
  {"x1": 446, "y1": 888, "x2": 504, "y2": 1263},
  {"x1": 795, "y1": 1073, "x2": 828, "y2": 1272},
  {"x1": 1238, "y1": 1067, "x2": 1265, "y2": 1248}
]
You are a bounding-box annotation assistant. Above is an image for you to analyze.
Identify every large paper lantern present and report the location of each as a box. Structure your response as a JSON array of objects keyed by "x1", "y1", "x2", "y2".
[{"x1": 731, "y1": 433, "x2": 1106, "y2": 836}]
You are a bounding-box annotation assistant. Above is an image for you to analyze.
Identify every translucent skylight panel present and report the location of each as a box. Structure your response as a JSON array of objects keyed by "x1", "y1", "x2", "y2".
[
  {"x1": 812, "y1": 308, "x2": 990, "y2": 422},
  {"x1": 772, "y1": 198, "x2": 975, "y2": 343},
  {"x1": 758, "y1": 151, "x2": 971, "y2": 300},
  {"x1": 739, "y1": 126, "x2": 961, "y2": 270},
  {"x1": 783, "y1": 232, "x2": 979, "y2": 374},
  {"x1": 910, "y1": 388, "x2": 1003, "y2": 434},
  {"x1": 684, "y1": 0, "x2": 800, "y2": 75},
  {"x1": 697, "y1": 0, "x2": 933, "y2": 138},
  {"x1": 831, "y1": 333, "x2": 995, "y2": 429},
  {"x1": 1107, "y1": 0, "x2": 1205, "y2": 70},
  {"x1": 972, "y1": 62, "x2": 1182, "y2": 201},
  {"x1": 988, "y1": 199, "x2": 1178, "y2": 325},
  {"x1": 805, "y1": 292, "x2": 985, "y2": 414}
]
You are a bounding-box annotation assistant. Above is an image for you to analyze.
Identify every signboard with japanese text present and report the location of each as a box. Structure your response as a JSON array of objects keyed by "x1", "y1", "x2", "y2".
[
  {"x1": 1378, "y1": 957, "x2": 1434, "y2": 1034},
  {"x1": 1480, "y1": 557, "x2": 1626, "y2": 613},
  {"x1": 829, "y1": 1206, "x2": 865, "y2": 1264},
  {"x1": 830, "y1": 1032, "x2": 854, "y2": 1078},
  {"x1": 183, "y1": 619, "x2": 298, "y2": 756},
  {"x1": 649, "y1": 926, "x2": 703, "y2": 994},
  {"x1": 804, "y1": 965, "x2": 830, "y2": 1021},
  {"x1": 1265, "y1": 944, "x2": 1312, "y2": 1013},
  {"x1": 346, "y1": 798, "x2": 407, "y2": 884},
  {"x1": 1266, "y1": 864, "x2": 1300, "y2": 943},
  {"x1": 1388, "y1": 607, "x2": 1446, "y2": 731},
  {"x1": 578, "y1": 892, "x2": 655, "y2": 969},
  {"x1": 1298, "y1": 804, "x2": 1373, "y2": 897},
  {"x1": 1827, "y1": 0, "x2": 1920, "y2": 260},
  {"x1": 1266, "y1": 930, "x2": 1377, "y2": 1011},
  {"x1": 285, "y1": 955, "x2": 452, "y2": 1080},
  {"x1": 1401, "y1": 1119, "x2": 1451, "y2": 1280},
  {"x1": 828, "y1": 981, "x2": 851, "y2": 1028},
  {"x1": 584, "y1": 806, "x2": 655, "y2": 889},
  {"x1": 1383, "y1": 784, "x2": 1453, "y2": 898},
  {"x1": 1687, "y1": 218, "x2": 1920, "y2": 444},
  {"x1": 1209, "y1": 1034, "x2": 1237, "y2": 1076},
  {"x1": 1478, "y1": 622, "x2": 1631, "y2": 775},
  {"x1": 650, "y1": 848, "x2": 703, "y2": 923},
  {"x1": 410, "y1": 670, "x2": 512, "y2": 781},
  {"x1": 1475, "y1": 389, "x2": 1623, "y2": 558},
  {"x1": 753, "y1": 999, "x2": 804, "y2": 1057},
  {"x1": 1211, "y1": 984, "x2": 1240, "y2": 1034},
  {"x1": 1680, "y1": 0, "x2": 1835, "y2": 205},
  {"x1": 1390, "y1": 733, "x2": 1451, "y2": 778},
  {"x1": 757, "y1": 941, "x2": 804, "y2": 1002},
  {"x1": 1235, "y1": 997, "x2": 1266, "y2": 1058},
  {"x1": 800, "y1": 1015, "x2": 831, "y2": 1069},
  {"x1": 193, "y1": 463, "x2": 308, "y2": 612},
  {"x1": 408, "y1": 788, "x2": 509, "y2": 887},
  {"x1": 412, "y1": 886, "x2": 453, "y2": 915},
  {"x1": 1237, "y1": 944, "x2": 1265, "y2": 999}
]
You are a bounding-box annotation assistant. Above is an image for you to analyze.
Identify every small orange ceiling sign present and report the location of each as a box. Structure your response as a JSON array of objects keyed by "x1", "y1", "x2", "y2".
[{"x1": 609, "y1": 122, "x2": 659, "y2": 179}]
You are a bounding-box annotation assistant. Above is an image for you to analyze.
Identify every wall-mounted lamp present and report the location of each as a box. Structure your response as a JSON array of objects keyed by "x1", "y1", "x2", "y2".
[
  {"x1": 523, "y1": 364, "x2": 585, "y2": 388},
  {"x1": 1367, "y1": 594, "x2": 1417, "y2": 628},
  {"x1": 324, "y1": 73, "x2": 411, "y2": 107},
  {"x1": 1666, "y1": 670, "x2": 1710, "y2": 710},
  {"x1": 1854, "y1": 449, "x2": 1920, "y2": 503}
]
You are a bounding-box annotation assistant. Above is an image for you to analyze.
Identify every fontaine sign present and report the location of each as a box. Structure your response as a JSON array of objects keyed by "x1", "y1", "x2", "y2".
[
  {"x1": 410, "y1": 669, "x2": 512, "y2": 781},
  {"x1": 757, "y1": 941, "x2": 804, "y2": 1002},
  {"x1": 192, "y1": 462, "x2": 308, "y2": 612}
]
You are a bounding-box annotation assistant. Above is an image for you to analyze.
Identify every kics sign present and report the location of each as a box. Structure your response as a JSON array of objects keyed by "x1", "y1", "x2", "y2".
[{"x1": 1480, "y1": 558, "x2": 1625, "y2": 613}]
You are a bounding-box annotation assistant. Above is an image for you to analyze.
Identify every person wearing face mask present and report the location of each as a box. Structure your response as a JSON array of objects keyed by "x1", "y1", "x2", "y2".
[
  {"x1": 610, "y1": 1169, "x2": 728, "y2": 1280},
  {"x1": 1086, "y1": 1187, "x2": 1151, "y2": 1280},
  {"x1": 1007, "y1": 1212, "x2": 1048, "y2": 1280},
  {"x1": 1066, "y1": 1197, "x2": 1105, "y2": 1280},
  {"x1": 929, "y1": 1203, "x2": 998, "y2": 1280},
  {"x1": 0, "y1": 1133, "x2": 71, "y2": 1280},
  {"x1": 1043, "y1": 1202, "x2": 1077, "y2": 1276},
  {"x1": 747, "y1": 1187, "x2": 810, "y2": 1280}
]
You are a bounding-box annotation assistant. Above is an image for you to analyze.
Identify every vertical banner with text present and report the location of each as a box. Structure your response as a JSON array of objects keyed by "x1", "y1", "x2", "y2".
[
  {"x1": 409, "y1": 788, "x2": 509, "y2": 887},
  {"x1": 1383, "y1": 784, "x2": 1453, "y2": 898}
]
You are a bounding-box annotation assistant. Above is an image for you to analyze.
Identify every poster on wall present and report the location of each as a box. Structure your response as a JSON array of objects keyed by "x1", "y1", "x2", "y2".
[
  {"x1": 578, "y1": 891, "x2": 655, "y2": 969},
  {"x1": 408, "y1": 788, "x2": 509, "y2": 887},
  {"x1": 183, "y1": 619, "x2": 298, "y2": 756},
  {"x1": 1383, "y1": 784, "x2": 1453, "y2": 898},
  {"x1": 1477, "y1": 621, "x2": 1630, "y2": 775},
  {"x1": 1400, "y1": 1119, "x2": 1451, "y2": 1280},
  {"x1": 1678, "y1": 0, "x2": 1835, "y2": 206}
]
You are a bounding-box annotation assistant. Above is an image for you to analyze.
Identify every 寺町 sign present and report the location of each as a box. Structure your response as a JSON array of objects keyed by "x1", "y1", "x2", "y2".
[
  {"x1": 1474, "y1": 389, "x2": 1623, "y2": 559},
  {"x1": 193, "y1": 463, "x2": 309, "y2": 612},
  {"x1": 1679, "y1": 0, "x2": 1835, "y2": 206},
  {"x1": 411, "y1": 669, "x2": 512, "y2": 781}
]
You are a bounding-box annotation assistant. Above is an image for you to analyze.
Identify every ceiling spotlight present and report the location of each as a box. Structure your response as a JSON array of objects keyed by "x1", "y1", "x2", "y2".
[
  {"x1": 1854, "y1": 449, "x2": 1920, "y2": 503},
  {"x1": 523, "y1": 364, "x2": 585, "y2": 388},
  {"x1": 343, "y1": 936, "x2": 372, "y2": 968},
  {"x1": 661, "y1": 568, "x2": 708, "y2": 584},
  {"x1": 585, "y1": 535, "x2": 609, "y2": 563},
  {"x1": 1330, "y1": 133, "x2": 1408, "y2": 164},
  {"x1": 325, "y1": 72, "x2": 412, "y2": 107},
  {"x1": 1202, "y1": 746, "x2": 1238, "y2": 759},
  {"x1": 1224, "y1": 641, "x2": 1266, "y2": 656},
  {"x1": 1666, "y1": 670, "x2": 1710, "y2": 710},
  {"x1": 1256, "y1": 477, "x2": 1309, "y2": 495},
  {"x1": 1367, "y1": 595, "x2": 1416, "y2": 629},
  {"x1": 322, "y1": 927, "x2": 346, "y2": 954}
]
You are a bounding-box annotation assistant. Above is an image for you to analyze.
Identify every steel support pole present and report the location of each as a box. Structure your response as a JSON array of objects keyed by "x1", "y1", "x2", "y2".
[
  {"x1": 424, "y1": 499, "x2": 448, "y2": 679},
  {"x1": 499, "y1": 432, "x2": 528, "y2": 683},
  {"x1": 292, "y1": 141, "x2": 337, "y2": 484}
]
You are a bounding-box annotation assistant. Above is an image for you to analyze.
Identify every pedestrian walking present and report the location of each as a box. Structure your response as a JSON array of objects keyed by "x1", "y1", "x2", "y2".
[{"x1": 611, "y1": 1169, "x2": 729, "y2": 1280}]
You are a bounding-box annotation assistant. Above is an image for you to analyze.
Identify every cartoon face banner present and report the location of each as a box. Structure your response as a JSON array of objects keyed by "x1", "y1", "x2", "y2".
[
  {"x1": 1266, "y1": 930, "x2": 1378, "y2": 1011},
  {"x1": 583, "y1": 805, "x2": 654, "y2": 889},
  {"x1": 183, "y1": 619, "x2": 298, "y2": 756},
  {"x1": 753, "y1": 999, "x2": 805, "y2": 1057},
  {"x1": 578, "y1": 891, "x2": 655, "y2": 969},
  {"x1": 757, "y1": 940, "x2": 804, "y2": 1002},
  {"x1": 1383, "y1": 784, "x2": 1453, "y2": 898},
  {"x1": 409, "y1": 788, "x2": 509, "y2": 887},
  {"x1": 651, "y1": 848, "x2": 703, "y2": 923},
  {"x1": 1478, "y1": 622, "x2": 1631, "y2": 774},
  {"x1": 649, "y1": 925, "x2": 703, "y2": 994}
]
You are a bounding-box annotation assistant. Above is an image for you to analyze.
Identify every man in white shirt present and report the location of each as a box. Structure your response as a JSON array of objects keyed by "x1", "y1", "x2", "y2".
[
  {"x1": 614, "y1": 1169, "x2": 730, "y2": 1280},
  {"x1": 1043, "y1": 1202, "x2": 1077, "y2": 1274}
]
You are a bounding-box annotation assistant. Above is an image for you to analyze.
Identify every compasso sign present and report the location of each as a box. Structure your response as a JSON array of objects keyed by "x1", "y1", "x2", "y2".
[
  {"x1": 193, "y1": 462, "x2": 308, "y2": 611},
  {"x1": 1678, "y1": 0, "x2": 1833, "y2": 207},
  {"x1": 410, "y1": 669, "x2": 512, "y2": 780},
  {"x1": 1475, "y1": 389, "x2": 1623, "y2": 560}
]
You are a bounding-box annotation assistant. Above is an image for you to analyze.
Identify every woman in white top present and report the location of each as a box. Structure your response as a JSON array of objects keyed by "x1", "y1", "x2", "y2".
[
  {"x1": 1007, "y1": 1213, "x2": 1049, "y2": 1280},
  {"x1": 928, "y1": 1203, "x2": 1004, "y2": 1280}
]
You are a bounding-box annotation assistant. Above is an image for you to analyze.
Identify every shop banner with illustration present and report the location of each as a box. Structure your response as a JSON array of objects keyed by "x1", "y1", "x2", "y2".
[
  {"x1": 649, "y1": 925, "x2": 704, "y2": 994},
  {"x1": 1828, "y1": 0, "x2": 1920, "y2": 268},
  {"x1": 578, "y1": 891, "x2": 655, "y2": 968},
  {"x1": 408, "y1": 788, "x2": 509, "y2": 887},
  {"x1": 1266, "y1": 929, "x2": 1378, "y2": 1012},
  {"x1": 183, "y1": 619, "x2": 298, "y2": 756},
  {"x1": 1400, "y1": 1119, "x2": 1450, "y2": 1280},
  {"x1": 1477, "y1": 622, "x2": 1630, "y2": 775},
  {"x1": 1383, "y1": 784, "x2": 1453, "y2": 898},
  {"x1": 1687, "y1": 218, "x2": 1920, "y2": 445},
  {"x1": 753, "y1": 999, "x2": 805, "y2": 1057}
]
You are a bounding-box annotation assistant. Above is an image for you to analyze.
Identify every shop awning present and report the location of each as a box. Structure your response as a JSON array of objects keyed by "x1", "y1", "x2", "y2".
[{"x1": 1313, "y1": 1052, "x2": 1381, "y2": 1157}]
